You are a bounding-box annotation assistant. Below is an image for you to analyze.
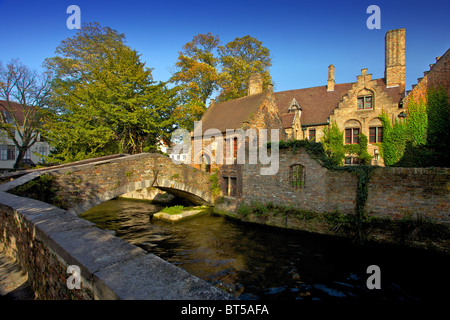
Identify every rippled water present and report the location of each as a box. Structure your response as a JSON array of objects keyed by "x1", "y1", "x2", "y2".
[{"x1": 80, "y1": 198, "x2": 449, "y2": 300}]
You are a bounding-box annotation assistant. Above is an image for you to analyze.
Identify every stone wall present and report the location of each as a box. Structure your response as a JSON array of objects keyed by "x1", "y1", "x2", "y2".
[
  {"x1": 0, "y1": 191, "x2": 233, "y2": 300},
  {"x1": 241, "y1": 148, "x2": 357, "y2": 214},
  {"x1": 239, "y1": 148, "x2": 450, "y2": 224},
  {"x1": 366, "y1": 167, "x2": 450, "y2": 223}
]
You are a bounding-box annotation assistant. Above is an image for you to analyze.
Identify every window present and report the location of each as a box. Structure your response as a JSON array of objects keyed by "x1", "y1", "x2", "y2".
[
  {"x1": 24, "y1": 149, "x2": 31, "y2": 160},
  {"x1": 223, "y1": 176, "x2": 237, "y2": 197},
  {"x1": 345, "y1": 157, "x2": 360, "y2": 165},
  {"x1": 369, "y1": 127, "x2": 383, "y2": 143},
  {"x1": 345, "y1": 128, "x2": 360, "y2": 144},
  {"x1": 200, "y1": 154, "x2": 211, "y2": 173},
  {"x1": 357, "y1": 96, "x2": 373, "y2": 110},
  {"x1": 225, "y1": 137, "x2": 239, "y2": 160},
  {"x1": 0, "y1": 145, "x2": 15, "y2": 160},
  {"x1": 290, "y1": 164, "x2": 305, "y2": 189},
  {"x1": 309, "y1": 129, "x2": 316, "y2": 142}
]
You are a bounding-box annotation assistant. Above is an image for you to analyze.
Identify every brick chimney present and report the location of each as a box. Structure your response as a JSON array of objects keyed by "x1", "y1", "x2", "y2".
[
  {"x1": 385, "y1": 28, "x2": 405, "y2": 92},
  {"x1": 327, "y1": 64, "x2": 335, "y2": 91},
  {"x1": 248, "y1": 73, "x2": 263, "y2": 96}
]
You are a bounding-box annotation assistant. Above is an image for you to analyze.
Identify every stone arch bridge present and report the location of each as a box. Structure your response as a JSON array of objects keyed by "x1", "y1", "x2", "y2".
[{"x1": 0, "y1": 153, "x2": 215, "y2": 215}]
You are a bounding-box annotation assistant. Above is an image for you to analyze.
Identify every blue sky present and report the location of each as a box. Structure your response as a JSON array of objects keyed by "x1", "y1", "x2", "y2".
[{"x1": 0, "y1": 0, "x2": 449, "y2": 95}]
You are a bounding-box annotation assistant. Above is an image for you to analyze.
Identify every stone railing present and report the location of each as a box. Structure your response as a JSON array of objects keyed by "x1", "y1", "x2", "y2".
[{"x1": 0, "y1": 191, "x2": 233, "y2": 300}]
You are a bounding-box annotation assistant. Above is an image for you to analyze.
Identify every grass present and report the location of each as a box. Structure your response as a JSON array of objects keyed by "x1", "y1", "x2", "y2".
[{"x1": 160, "y1": 205, "x2": 186, "y2": 215}]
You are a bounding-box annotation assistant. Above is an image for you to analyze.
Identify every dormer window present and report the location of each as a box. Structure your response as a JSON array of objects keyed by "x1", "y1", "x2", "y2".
[
  {"x1": 288, "y1": 98, "x2": 301, "y2": 113},
  {"x1": 357, "y1": 96, "x2": 373, "y2": 110}
]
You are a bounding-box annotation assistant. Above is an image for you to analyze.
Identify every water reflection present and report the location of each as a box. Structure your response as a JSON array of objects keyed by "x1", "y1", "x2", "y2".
[{"x1": 80, "y1": 199, "x2": 449, "y2": 300}]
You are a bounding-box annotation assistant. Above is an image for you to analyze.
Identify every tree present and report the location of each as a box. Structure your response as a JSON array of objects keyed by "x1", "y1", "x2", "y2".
[
  {"x1": 0, "y1": 59, "x2": 52, "y2": 168},
  {"x1": 170, "y1": 33, "x2": 221, "y2": 131},
  {"x1": 169, "y1": 33, "x2": 273, "y2": 129},
  {"x1": 217, "y1": 35, "x2": 272, "y2": 102},
  {"x1": 43, "y1": 23, "x2": 177, "y2": 162}
]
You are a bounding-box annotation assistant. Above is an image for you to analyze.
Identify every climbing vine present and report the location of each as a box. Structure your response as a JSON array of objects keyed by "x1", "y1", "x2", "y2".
[{"x1": 380, "y1": 86, "x2": 449, "y2": 167}]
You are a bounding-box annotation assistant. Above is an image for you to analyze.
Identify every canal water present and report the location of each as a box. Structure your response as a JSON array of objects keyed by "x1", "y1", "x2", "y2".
[{"x1": 80, "y1": 198, "x2": 449, "y2": 301}]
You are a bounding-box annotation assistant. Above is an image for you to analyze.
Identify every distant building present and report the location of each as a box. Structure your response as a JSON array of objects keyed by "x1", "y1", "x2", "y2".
[{"x1": 0, "y1": 100, "x2": 52, "y2": 170}]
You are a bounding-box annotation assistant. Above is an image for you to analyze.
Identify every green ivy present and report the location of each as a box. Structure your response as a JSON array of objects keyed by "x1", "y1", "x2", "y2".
[
  {"x1": 209, "y1": 169, "x2": 221, "y2": 197},
  {"x1": 381, "y1": 86, "x2": 449, "y2": 167}
]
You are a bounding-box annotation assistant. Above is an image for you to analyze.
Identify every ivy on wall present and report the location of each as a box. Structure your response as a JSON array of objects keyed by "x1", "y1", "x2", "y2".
[
  {"x1": 321, "y1": 122, "x2": 372, "y2": 165},
  {"x1": 381, "y1": 86, "x2": 449, "y2": 167}
]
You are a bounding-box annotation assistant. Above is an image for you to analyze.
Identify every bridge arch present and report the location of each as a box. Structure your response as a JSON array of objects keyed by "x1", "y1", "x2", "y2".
[{"x1": 2, "y1": 153, "x2": 215, "y2": 216}]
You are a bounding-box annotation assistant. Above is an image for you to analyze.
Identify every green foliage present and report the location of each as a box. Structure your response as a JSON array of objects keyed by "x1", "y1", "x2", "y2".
[
  {"x1": 161, "y1": 205, "x2": 185, "y2": 215},
  {"x1": 209, "y1": 170, "x2": 221, "y2": 197},
  {"x1": 8, "y1": 174, "x2": 67, "y2": 209},
  {"x1": 405, "y1": 97, "x2": 428, "y2": 146},
  {"x1": 379, "y1": 110, "x2": 407, "y2": 166},
  {"x1": 381, "y1": 86, "x2": 449, "y2": 167},
  {"x1": 169, "y1": 33, "x2": 273, "y2": 129},
  {"x1": 398, "y1": 212, "x2": 450, "y2": 240},
  {"x1": 217, "y1": 35, "x2": 272, "y2": 102},
  {"x1": 354, "y1": 133, "x2": 373, "y2": 165},
  {"x1": 322, "y1": 123, "x2": 345, "y2": 166},
  {"x1": 43, "y1": 22, "x2": 178, "y2": 163},
  {"x1": 238, "y1": 200, "x2": 316, "y2": 219}
]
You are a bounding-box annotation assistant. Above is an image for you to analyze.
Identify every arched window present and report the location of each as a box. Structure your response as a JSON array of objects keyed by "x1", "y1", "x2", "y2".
[
  {"x1": 344, "y1": 119, "x2": 362, "y2": 145},
  {"x1": 357, "y1": 89, "x2": 374, "y2": 110},
  {"x1": 290, "y1": 164, "x2": 305, "y2": 189},
  {"x1": 200, "y1": 153, "x2": 211, "y2": 173}
]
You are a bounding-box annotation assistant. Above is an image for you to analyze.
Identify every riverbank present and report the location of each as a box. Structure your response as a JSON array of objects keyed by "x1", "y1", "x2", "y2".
[{"x1": 214, "y1": 199, "x2": 450, "y2": 255}]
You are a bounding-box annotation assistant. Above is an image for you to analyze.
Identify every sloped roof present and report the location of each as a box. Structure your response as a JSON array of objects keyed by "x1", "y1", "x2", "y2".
[
  {"x1": 275, "y1": 79, "x2": 402, "y2": 126},
  {"x1": 197, "y1": 78, "x2": 403, "y2": 133},
  {"x1": 275, "y1": 83, "x2": 353, "y2": 125},
  {"x1": 199, "y1": 92, "x2": 266, "y2": 134},
  {"x1": 0, "y1": 100, "x2": 28, "y2": 126},
  {"x1": 280, "y1": 113, "x2": 295, "y2": 128}
]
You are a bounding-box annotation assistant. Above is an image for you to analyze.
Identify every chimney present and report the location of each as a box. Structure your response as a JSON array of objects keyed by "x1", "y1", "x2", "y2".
[
  {"x1": 385, "y1": 28, "x2": 405, "y2": 92},
  {"x1": 248, "y1": 73, "x2": 263, "y2": 96},
  {"x1": 327, "y1": 64, "x2": 335, "y2": 91}
]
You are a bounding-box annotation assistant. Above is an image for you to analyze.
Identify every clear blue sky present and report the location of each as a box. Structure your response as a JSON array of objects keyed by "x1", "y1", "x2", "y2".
[{"x1": 0, "y1": 0, "x2": 449, "y2": 95}]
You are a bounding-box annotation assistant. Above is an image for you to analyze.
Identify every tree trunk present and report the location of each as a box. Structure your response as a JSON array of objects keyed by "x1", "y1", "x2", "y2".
[{"x1": 13, "y1": 147, "x2": 26, "y2": 169}]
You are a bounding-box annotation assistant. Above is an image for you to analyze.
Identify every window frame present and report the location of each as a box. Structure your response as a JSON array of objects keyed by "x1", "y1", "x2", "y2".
[
  {"x1": 0, "y1": 145, "x2": 15, "y2": 161},
  {"x1": 289, "y1": 164, "x2": 305, "y2": 190},
  {"x1": 308, "y1": 129, "x2": 316, "y2": 142},
  {"x1": 357, "y1": 95, "x2": 373, "y2": 110},
  {"x1": 369, "y1": 126, "x2": 383, "y2": 143},
  {"x1": 345, "y1": 128, "x2": 360, "y2": 145},
  {"x1": 223, "y1": 175, "x2": 237, "y2": 197}
]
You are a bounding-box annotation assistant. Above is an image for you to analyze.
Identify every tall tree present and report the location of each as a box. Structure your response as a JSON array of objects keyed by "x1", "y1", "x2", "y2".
[
  {"x1": 44, "y1": 22, "x2": 177, "y2": 162},
  {"x1": 0, "y1": 59, "x2": 52, "y2": 168},
  {"x1": 217, "y1": 35, "x2": 272, "y2": 102},
  {"x1": 170, "y1": 32, "x2": 221, "y2": 131}
]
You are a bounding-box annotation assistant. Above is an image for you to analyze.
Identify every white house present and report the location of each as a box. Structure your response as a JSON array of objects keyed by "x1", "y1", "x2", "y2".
[{"x1": 0, "y1": 101, "x2": 52, "y2": 170}]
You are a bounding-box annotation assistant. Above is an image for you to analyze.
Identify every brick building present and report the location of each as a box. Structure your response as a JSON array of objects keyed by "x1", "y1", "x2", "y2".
[
  {"x1": 403, "y1": 47, "x2": 450, "y2": 106},
  {"x1": 186, "y1": 28, "x2": 415, "y2": 196}
]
